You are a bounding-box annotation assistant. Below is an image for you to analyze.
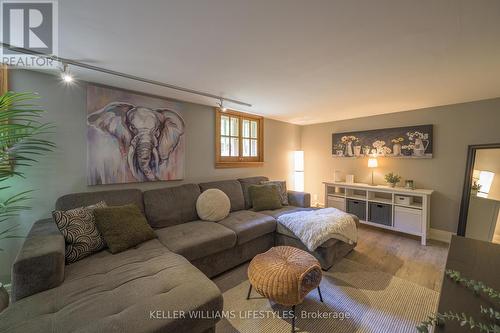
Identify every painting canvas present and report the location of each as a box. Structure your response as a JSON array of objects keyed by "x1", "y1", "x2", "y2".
[
  {"x1": 87, "y1": 85, "x2": 185, "y2": 185},
  {"x1": 332, "y1": 125, "x2": 433, "y2": 158}
]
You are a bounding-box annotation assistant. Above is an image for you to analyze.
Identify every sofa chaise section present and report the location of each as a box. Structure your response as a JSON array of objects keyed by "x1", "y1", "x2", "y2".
[{"x1": 2, "y1": 188, "x2": 223, "y2": 333}]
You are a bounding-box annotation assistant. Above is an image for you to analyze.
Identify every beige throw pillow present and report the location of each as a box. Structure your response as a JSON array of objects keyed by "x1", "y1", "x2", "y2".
[{"x1": 196, "y1": 189, "x2": 231, "y2": 222}]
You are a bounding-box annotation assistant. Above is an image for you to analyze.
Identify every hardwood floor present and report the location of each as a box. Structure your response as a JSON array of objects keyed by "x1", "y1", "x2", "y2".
[
  {"x1": 214, "y1": 225, "x2": 449, "y2": 293},
  {"x1": 346, "y1": 224, "x2": 449, "y2": 291}
]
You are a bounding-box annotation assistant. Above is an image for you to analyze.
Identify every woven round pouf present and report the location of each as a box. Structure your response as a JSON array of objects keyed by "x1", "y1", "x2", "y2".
[{"x1": 247, "y1": 246, "x2": 323, "y2": 331}]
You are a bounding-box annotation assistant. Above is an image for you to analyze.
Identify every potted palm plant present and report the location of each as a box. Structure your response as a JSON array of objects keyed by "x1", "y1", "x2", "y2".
[{"x1": 0, "y1": 91, "x2": 55, "y2": 311}]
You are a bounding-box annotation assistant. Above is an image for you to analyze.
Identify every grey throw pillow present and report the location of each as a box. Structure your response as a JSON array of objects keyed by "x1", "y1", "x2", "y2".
[
  {"x1": 261, "y1": 180, "x2": 289, "y2": 205},
  {"x1": 53, "y1": 201, "x2": 107, "y2": 264}
]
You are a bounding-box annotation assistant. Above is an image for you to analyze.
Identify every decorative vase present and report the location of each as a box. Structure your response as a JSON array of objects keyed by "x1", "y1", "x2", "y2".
[
  {"x1": 413, "y1": 138, "x2": 429, "y2": 156},
  {"x1": 345, "y1": 142, "x2": 353, "y2": 157},
  {"x1": 402, "y1": 149, "x2": 412, "y2": 156},
  {"x1": 393, "y1": 143, "x2": 401, "y2": 156},
  {"x1": 0, "y1": 283, "x2": 8, "y2": 313},
  {"x1": 363, "y1": 147, "x2": 370, "y2": 156},
  {"x1": 471, "y1": 189, "x2": 478, "y2": 196},
  {"x1": 353, "y1": 145, "x2": 361, "y2": 157},
  {"x1": 336, "y1": 150, "x2": 344, "y2": 157},
  {"x1": 389, "y1": 183, "x2": 396, "y2": 188}
]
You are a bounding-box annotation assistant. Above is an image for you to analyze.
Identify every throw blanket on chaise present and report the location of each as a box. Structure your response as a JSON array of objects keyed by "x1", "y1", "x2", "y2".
[{"x1": 277, "y1": 208, "x2": 357, "y2": 251}]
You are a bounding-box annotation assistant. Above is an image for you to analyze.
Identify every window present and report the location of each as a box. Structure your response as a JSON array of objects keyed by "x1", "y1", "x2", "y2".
[{"x1": 215, "y1": 108, "x2": 263, "y2": 168}]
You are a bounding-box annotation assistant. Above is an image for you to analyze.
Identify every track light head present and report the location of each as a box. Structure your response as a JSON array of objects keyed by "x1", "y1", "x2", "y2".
[
  {"x1": 61, "y1": 64, "x2": 74, "y2": 83},
  {"x1": 218, "y1": 98, "x2": 227, "y2": 112}
]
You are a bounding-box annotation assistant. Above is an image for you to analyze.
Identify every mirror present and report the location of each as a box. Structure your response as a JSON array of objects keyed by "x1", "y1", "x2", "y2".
[{"x1": 458, "y1": 144, "x2": 500, "y2": 243}]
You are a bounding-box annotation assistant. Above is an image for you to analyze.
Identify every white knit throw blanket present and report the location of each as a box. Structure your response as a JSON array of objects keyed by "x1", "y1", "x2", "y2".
[{"x1": 277, "y1": 208, "x2": 358, "y2": 252}]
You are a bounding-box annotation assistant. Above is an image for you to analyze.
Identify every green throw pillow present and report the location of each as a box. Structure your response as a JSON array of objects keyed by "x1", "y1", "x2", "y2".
[
  {"x1": 249, "y1": 184, "x2": 283, "y2": 211},
  {"x1": 93, "y1": 204, "x2": 156, "y2": 254}
]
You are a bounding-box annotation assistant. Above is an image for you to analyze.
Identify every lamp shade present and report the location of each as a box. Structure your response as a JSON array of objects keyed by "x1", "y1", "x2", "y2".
[
  {"x1": 293, "y1": 151, "x2": 304, "y2": 172},
  {"x1": 368, "y1": 158, "x2": 378, "y2": 168}
]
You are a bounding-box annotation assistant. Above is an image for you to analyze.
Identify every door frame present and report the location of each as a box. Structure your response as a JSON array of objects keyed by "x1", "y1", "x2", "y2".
[{"x1": 457, "y1": 143, "x2": 500, "y2": 236}]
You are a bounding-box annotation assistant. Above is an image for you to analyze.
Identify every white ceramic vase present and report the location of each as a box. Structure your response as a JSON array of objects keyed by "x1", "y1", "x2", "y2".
[{"x1": 393, "y1": 143, "x2": 401, "y2": 156}]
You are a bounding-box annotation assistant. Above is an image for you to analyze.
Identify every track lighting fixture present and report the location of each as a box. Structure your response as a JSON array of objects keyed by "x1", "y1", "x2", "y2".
[
  {"x1": 61, "y1": 63, "x2": 74, "y2": 83},
  {"x1": 218, "y1": 98, "x2": 227, "y2": 112}
]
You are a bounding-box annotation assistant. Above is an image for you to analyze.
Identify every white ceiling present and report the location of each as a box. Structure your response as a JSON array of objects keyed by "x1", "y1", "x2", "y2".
[{"x1": 56, "y1": 0, "x2": 500, "y2": 124}]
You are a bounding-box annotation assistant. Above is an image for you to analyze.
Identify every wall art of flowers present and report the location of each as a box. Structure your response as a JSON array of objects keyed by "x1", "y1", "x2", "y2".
[{"x1": 332, "y1": 125, "x2": 433, "y2": 159}]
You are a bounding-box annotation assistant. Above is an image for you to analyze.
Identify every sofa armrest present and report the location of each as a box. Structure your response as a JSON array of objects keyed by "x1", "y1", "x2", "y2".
[
  {"x1": 287, "y1": 191, "x2": 311, "y2": 208},
  {"x1": 11, "y1": 218, "x2": 65, "y2": 302}
]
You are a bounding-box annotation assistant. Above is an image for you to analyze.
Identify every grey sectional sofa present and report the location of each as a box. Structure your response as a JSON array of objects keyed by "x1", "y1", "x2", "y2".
[{"x1": 0, "y1": 176, "x2": 356, "y2": 333}]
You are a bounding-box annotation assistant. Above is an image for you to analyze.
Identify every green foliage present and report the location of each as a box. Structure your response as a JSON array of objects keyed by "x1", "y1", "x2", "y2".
[
  {"x1": 417, "y1": 270, "x2": 500, "y2": 333},
  {"x1": 384, "y1": 172, "x2": 401, "y2": 185},
  {"x1": 0, "y1": 91, "x2": 55, "y2": 250}
]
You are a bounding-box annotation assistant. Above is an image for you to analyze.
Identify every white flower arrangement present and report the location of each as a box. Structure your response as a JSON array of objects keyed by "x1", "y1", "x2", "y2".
[
  {"x1": 407, "y1": 131, "x2": 429, "y2": 141},
  {"x1": 391, "y1": 137, "x2": 404, "y2": 144},
  {"x1": 341, "y1": 135, "x2": 359, "y2": 144},
  {"x1": 381, "y1": 146, "x2": 392, "y2": 155},
  {"x1": 372, "y1": 140, "x2": 386, "y2": 148},
  {"x1": 402, "y1": 143, "x2": 415, "y2": 150}
]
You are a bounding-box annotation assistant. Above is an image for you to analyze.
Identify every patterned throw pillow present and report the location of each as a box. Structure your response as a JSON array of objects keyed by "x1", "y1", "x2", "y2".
[
  {"x1": 261, "y1": 180, "x2": 289, "y2": 205},
  {"x1": 53, "y1": 201, "x2": 107, "y2": 264}
]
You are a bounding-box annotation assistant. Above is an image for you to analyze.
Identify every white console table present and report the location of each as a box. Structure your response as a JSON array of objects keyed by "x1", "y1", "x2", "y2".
[{"x1": 323, "y1": 182, "x2": 433, "y2": 245}]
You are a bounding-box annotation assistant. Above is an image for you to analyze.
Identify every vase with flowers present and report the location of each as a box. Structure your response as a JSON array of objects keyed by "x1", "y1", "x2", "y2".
[
  {"x1": 391, "y1": 137, "x2": 404, "y2": 156},
  {"x1": 407, "y1": 131, "x2": 429, "y2": 156},
  {"x1": 341, "y1": 135, "x2": 358, "y2": 157}
]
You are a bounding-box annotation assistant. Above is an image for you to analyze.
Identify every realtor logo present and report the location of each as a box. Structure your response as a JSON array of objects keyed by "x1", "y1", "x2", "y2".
[{"x1": 1, "y1": 0, "x2": 58, "y2": 67}]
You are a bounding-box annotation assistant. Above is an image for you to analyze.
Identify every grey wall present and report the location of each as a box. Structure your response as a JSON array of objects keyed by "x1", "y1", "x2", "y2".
[
  {"x1": 0, "y1": 69, "x2": 301, "y2": 283},
  {"x1": 301, "y1": 98, "x2": 500, "y2": 233}
]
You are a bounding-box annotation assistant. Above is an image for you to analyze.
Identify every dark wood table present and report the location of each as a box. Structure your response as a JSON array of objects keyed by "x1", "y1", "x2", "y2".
[{"x1": 435, "y1": 235, "x2": 500, "y2": 332}]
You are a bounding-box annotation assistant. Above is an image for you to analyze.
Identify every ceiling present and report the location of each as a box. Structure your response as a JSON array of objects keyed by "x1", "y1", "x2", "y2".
[{"x1": 53, "y1": 0, "x2": 500, "y2": 124}]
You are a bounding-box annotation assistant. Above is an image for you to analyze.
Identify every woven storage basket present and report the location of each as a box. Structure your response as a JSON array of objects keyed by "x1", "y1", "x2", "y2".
[{"x1": 248, "y1": 246, "x2": 322, "y2": 306}]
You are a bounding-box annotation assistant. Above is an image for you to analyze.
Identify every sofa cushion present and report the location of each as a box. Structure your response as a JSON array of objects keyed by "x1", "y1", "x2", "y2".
[
  {"x1": 261, "y1": 180, "x2": 289, "y2": 205},
  {"x1": 199, "y1": 180, "x2": 245, "y2": 211},
  {"x1": 238, "y1": 176, "x2": 269, "y2": 209},
  {"x1": 55, "y1": 189, "x2": 144, "y2": 212},
  {"x1": 248, "y1": 184, "x2": 283, "y2": 211},
  {"x1": 258, "y1": 205, "x2": 314, "y2": 218},
  {"x1": 155, "y1": 222, "x2": 237, "y2": 261},
  {"x1": 143, "y1": 184, "x2": 201, "y2": 228},
  {"x1": 218, "y1": 210, "x2": 277, "y2": 245},
  {"x1": 52, "y1": 201, "x2": 107, "y2": 263},
  {"x1": 94, "y1": 204, "x2": 157, "y2": 254},
  {"x1": 0, "y1": 239, "x2": 222, "y2": 333},
  {"x1": 196, "y1": 189, "x2": 230, "y2": 222}
]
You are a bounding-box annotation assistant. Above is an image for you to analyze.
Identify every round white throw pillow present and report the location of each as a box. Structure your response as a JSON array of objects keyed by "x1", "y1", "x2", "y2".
[{"x1": 196, "y1": 189, "x2": 231, "y2": 222}]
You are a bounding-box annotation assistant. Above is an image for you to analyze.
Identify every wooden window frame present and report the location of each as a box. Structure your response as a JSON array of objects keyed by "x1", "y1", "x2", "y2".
[{"x1": 215, "y1": 108, "x2": 264, "y2": 168}]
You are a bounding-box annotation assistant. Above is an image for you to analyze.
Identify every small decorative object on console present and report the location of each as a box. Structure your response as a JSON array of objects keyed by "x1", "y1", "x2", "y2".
[
  {"x1": 395, "y1": 195, "x2": 413, "y2": 205},
  {"x1": 405, "y1": 180, "x2": 415, "y2": 189},
  {"x1": 346, "y1": 174, "x2": 355, "y2": 183},
  {"x1": 384, "y1": 172, "x2": 401, "y2": 188}
]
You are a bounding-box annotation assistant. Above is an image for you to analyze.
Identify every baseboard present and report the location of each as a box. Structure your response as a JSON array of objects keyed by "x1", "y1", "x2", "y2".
[{"x1": 429, "y1": 228, "x2": 455, "y2": 243}]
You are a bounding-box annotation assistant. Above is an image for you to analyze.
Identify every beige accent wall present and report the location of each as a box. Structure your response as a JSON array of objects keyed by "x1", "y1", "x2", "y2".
[
  {"x1": 301, "y1": 98, "x2": 500, "y2": 232},
  {"x1": 0, "y1": 69, "x2": 301, "y2": 283},
  {"x1": 474, "y1": 148, "x2": 500, "y2": 201}
]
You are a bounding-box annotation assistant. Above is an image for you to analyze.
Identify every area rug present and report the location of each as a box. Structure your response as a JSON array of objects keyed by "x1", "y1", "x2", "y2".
[{"x1": 216, "y1": 258, "x2": 438, "y2": 333}]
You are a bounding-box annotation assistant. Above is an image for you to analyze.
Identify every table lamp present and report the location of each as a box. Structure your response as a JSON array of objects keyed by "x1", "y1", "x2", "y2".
[{"x1": 368, "y1": 157, "x2": 378, "y2": 185}]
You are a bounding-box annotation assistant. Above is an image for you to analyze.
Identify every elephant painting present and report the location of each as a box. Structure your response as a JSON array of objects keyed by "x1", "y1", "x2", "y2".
[{"x1": 87, "y1": 100, "x2": 185, "y2": 185}]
